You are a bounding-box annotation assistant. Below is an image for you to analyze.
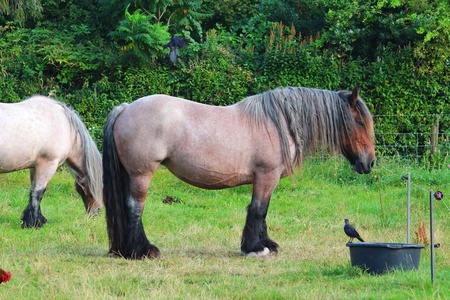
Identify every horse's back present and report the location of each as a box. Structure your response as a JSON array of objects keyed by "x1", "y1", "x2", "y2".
[
  {"x1": 113, "y1": 94, "x2": 240, "y2": 167},
  {"x1": 0, "y1": 96, "x2": 73, "y2": 172},
  {"x1": 113, "y1": 95, "x2": 285, "y2": 189}
]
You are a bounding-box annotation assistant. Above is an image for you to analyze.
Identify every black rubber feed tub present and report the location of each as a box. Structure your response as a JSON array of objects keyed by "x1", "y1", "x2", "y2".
[{"x1": 346, "y1": 243, "x2": 425, "y2": 274}]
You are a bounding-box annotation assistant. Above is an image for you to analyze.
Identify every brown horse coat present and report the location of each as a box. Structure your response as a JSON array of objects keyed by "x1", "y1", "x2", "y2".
[{"x1": 103, "y1": 86, "x2": 375, "y2": 259}]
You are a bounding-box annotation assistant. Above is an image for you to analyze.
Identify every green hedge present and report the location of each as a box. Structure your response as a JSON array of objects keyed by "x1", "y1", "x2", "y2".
[{"x1": 1, "y1": 22, "x2": 449, "y2": 161}]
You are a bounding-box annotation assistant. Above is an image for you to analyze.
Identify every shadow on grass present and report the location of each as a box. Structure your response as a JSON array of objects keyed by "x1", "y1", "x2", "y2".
[
  {"x1": 164, "y1": 248, "x2": 244, "y2": 259},
  {"x1": 321, "y1": 264, "x2": 366, "y2": 278},
  {"x1": 0, "y1": 214, "x2": 24, "y2": 227}
]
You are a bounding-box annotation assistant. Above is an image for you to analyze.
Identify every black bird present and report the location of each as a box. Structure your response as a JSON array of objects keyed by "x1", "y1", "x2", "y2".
[
  {"x1": 344, "y1": 219, "x2": 365, "y2": 243},
  {"x1": 163, "y1": 36, "x2": 189, "y2": 65}
]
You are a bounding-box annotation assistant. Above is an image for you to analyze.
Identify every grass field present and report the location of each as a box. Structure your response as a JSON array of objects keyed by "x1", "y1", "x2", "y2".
[{"x1": 0, "y1": 159, "x2": 449, "y2": 299}]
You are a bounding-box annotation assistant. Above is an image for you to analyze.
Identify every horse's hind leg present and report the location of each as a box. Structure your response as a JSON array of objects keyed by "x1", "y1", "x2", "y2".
[
  {"x1": 241, "y1": 174, "x2": 280, "y2": 258},
  {"x1": 123, "y1": 175, "x2": 160, "y2": 259},
  {"x1": 21, "y1": 163, "x2": 58, "y2": 228}
]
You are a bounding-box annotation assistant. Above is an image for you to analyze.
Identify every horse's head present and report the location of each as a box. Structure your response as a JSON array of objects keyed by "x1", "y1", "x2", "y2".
[{"x1": 339, "y1": 85, "x2": 376, "y2": 174}]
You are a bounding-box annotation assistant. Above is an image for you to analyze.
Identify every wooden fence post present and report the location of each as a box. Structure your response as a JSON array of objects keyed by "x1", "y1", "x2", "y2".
[{"x1": 431, "y1": 116, "x2": 439, "y2": 154}]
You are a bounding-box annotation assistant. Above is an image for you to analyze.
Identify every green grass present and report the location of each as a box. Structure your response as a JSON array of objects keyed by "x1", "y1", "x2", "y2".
[{"x1": 1, "y1": 159, "x2": 449, "y2": 299}]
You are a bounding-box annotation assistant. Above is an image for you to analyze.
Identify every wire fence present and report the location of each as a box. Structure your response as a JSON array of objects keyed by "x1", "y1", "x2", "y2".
[{"x1": 373, "y1": 114, "x2": 450, "y2": 161}]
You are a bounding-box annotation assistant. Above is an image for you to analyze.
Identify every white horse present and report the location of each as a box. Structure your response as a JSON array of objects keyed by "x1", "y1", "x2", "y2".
[{"x1": 0, "y1": 96, "x2": 103, "y2": 228}]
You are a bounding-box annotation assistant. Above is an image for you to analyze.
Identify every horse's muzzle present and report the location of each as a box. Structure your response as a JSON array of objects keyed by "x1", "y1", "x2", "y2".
[{"x1": 352, "y1": 158, "x2": 375, "y2": 174}]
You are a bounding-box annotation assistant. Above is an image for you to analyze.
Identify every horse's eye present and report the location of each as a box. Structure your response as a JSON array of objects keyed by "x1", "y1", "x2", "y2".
[{"x1": 355, "y1": 120, "x2": 364, "y2": 126}]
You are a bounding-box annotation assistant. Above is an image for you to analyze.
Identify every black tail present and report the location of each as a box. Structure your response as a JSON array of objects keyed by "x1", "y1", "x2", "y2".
[
  {"x1": 356, "y1": 236, "x2": 365, "y2": 242},
  {"x1": 103, "y1": 104, "x2": 129, "y2": 256}
]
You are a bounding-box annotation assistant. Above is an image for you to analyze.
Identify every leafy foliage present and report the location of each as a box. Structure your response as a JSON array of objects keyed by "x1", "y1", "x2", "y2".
[
  {"x1": 0, "y1": 25, "x2": 110, "y2": 89},
  {"x1": 174, "y1": 29, "x2": 252, "y2": 105},
  {"x1": 202, "y1": 0, "x2": 259, "y2": 29},
  {"x1": 0, "y1": 0, "x2": 42, "y2": 25},
  {"x1": 1, "y1": 0, "x2": 450, "y2": 160},
  {"x1": 258, "y1": 0, "x2": 326, "y2": 37},
  {"x1": 261, "y1": 22, "x2": 341, "y2": 90},
  {"x1": 100, "y1": 0, "x2": 211, "y2": 41},
  {"x1": 109, "y1": 4, "x2": 170, "y2": 62}
]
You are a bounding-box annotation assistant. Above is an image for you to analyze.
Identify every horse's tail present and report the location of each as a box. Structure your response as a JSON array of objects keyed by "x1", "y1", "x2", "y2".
[
  {"x1": 60, "y1": 101, "x2": 103, "y2": 207},
  {"x1": 103, "y1": 103, "x2": 129, "y2": 255}
]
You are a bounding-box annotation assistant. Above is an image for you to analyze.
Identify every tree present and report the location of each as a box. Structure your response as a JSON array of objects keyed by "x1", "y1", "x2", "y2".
[
  {"x1": 313, "y1": 0, "x2": 421, "y2": 60},
  {"x1": 202, "y1": 0, "x2": 259, "y2": 30},
  {"x1": 0, "y1": 0, "x2": 42, "y2": 25},
  {"x1": 405, "y1": 0, "x2": 450, "y2": 75}
]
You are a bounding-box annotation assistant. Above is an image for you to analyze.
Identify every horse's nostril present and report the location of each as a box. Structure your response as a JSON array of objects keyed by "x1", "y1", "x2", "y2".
[{"x1": 370, "y1": 159, "x2": 375, "y2": 168}]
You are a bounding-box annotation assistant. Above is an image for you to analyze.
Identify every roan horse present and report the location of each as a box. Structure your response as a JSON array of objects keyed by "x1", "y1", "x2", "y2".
[
  {"x1": 0, "y1": 96, "x2": 103, "y2": 228},
  {"x1": 103, "y1": 86, "x2": 375, "y2": 259}
]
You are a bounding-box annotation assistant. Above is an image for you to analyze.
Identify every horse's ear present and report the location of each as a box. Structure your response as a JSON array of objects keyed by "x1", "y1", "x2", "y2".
[{"x1": 350, "y1": 85, "x2": 360, "y2": 107}]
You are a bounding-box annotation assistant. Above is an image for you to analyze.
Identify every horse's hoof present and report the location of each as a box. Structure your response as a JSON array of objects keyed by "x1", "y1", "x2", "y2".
[
  {"x1": 144, "y1": 247, "x2": 161, "y2": 259},
  {"x1": 21, "y1": 215, "x2": 47, "y2": 229},
  {"x1": 124, "y1": 245, "x2": 161, "y2": 260},
  {"x1": 21, "y1": 222, "x2": 34, "y2": 229},
  {"x1": 244, "y1": 247, "x2": 271, "y2": 259}
]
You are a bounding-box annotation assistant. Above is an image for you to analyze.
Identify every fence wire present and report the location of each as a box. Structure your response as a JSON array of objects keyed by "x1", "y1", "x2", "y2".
[{"x1": 373, "y1": 114, "x2": 450, "y2": 160}]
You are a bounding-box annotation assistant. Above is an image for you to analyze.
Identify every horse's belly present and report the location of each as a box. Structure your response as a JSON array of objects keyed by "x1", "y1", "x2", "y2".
[
  {"x1": 174, "y1": 173, "x2": 252, "y2": 190},
  {"x1": 0, "y1": 152, "x2": 35, "y2": 172},
  {"x1": 0, "y1": 135, "x2": 70, "y2": 172},
  {"x1": 164, "y1": 161, "x2": 253, "y2": 190}
]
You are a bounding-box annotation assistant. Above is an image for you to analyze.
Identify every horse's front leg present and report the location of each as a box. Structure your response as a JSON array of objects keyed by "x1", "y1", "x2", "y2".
[
  {"x1": 22, "y1": 188, "x2": 47, "y2": 228},
  {"x1": 241, "y1": 173, "x2": 280, "y2": 258},
  {"x1": 21, "y1": 164, "x2": 56, "y2": 228}
]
